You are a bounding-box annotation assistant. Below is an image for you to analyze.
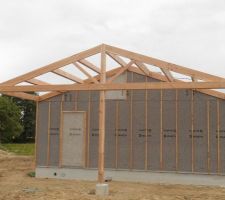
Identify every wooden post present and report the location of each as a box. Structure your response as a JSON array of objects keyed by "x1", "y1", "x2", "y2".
[
  {"x1": 34, "y1": 101, "x2": 39, "y2": 167},
  {"x1": 160, "y1": 89, "x2": 163, "y2": 170},
  {"x1": 47, "y1": 101, "x2": 51, "y2": 166},
  {"x1": 98, "y1": 44, "x2": 106, "y2": 183},
  {"x1": 175, "y1": 89, "x2": 178, "y2": 171},
  {"x1": 217, "y1": 100, "x2": 220, "y2": 174}
]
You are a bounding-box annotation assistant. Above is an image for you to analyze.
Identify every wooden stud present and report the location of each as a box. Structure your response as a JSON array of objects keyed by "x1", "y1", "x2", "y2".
[
  {"x1": 191, "y1": 90, "x2": 194, "y2": 172},
  {"x1": 217, "y1": 100, "x2": 220, "y2": 174},
  {"x1": 59, "y1": 96, "x2": 63, "y2": 167},
  {"x1": 115, "y1": 101, "x2": 119, "y2": 168},
  {"x1": 144, "y1": 76, "x2": 148, "y2": 170},
  {"x1": 129, "y1": 72, "x2": 133, "y2": 170},
  {"x1": 175, "y1": 89, "x2": 178, "y2": 171},
  {"x1": 207, "y1": 100, "x2": 210, "y2": 173},
  {"x1": 87, "y1": 91, "x2": 91, "y2": 168},
  {"x1": 160, "y1": 89, "x2": 163, "y2": 170},
  {"x1": 34, "y1": 102, "x2": 39, "y2": 167},
  {"x1": 47, "y1": 101, "x2": 51, "y2": 166}
]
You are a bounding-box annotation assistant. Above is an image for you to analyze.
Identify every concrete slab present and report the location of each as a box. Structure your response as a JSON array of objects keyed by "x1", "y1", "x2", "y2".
[{"x1": 36, "y1": 167, "x2": 225, "y2": 187}]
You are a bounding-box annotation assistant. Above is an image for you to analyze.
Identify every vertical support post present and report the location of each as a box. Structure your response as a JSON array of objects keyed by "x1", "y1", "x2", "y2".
[
  {"x1": 207, "y1": 100, "x2": 210, "y2": 173},
  {"x1": 59, "y1": 96, "x2": 63, "y2": 167},
  {"x1": 47, "y1": 101, "x2": 51, "y2": 166},
  {"x1": 115, "y1": 101, "x2": 119, "y2": 168},
  {"x1": 191, "y1": 90, "x2": 194, "y2": 172},
  {"x1": 160, "y1": 89, "x2": 163, "y2": 170},
  {"x1": 217, "y1": 100, "x2": 220, "y2": 174},
  {"x1": 34, "y1": 101, "x2": 39, "y2": 168},
  {"x1": 144, "y1": 76, "x2": 148, "y2": 170},
  {"x1": 175, "y1": 89, "x2": 178, "y2": 171},
  {"x1": 129, "y1": 72, "x2": 133, "y2": 170},
  {"x1": 98, "y1": 44, "x2": 106, "y2": 183},
  {"x1": 87, "y1": 91, "x2": 91, "y2": 168}
]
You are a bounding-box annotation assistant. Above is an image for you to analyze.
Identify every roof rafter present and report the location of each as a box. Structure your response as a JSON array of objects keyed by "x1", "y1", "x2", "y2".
[
  {"x1": 52, "y1": 69, "x2": 83, "y2": 83},
  {"x1": 73, "y1": 62, "x2": 99, "y2": 84},
  {"x1": 105, "y1": 44, "x2": 225, "y2": 82}
]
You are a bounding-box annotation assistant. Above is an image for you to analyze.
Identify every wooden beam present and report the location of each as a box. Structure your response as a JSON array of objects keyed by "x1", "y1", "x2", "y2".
[
  {"x1": 107, "y1": 52, "x2": 127, "y2": 67},
  {"x1": 128, "y1": 66, "x2": 225, "y2": 100},
  {"x1": 1, "y1": 81, "x2": 225, "y2": 92},
  {"x1": 107, "y1": 60, "x2": 134, "y2": 83},
  {"x1": 1, "y1": 45, "x2": 101, "y2": 86},
  {"x1": 26, "y1": 78, "x2": 50, "y2": 85},
  {"x1": 135, "y1": 61, "x2": 150, "y2": 76},
  {"x1": 38, "y1": 67, "x2": 123, "y2": 101},
  {"x1": 98, "y1": 44, "x2": 106, "y2": 183},
  {"x1": 78, "y1": 59, "x2": 101, "y2": 74},
  {"x1": 52, "y1": 69, "x2": 84, "y2": 83},
  {"x1": 105, "y1": 44, "x2": 225, "y2": 82},
  {"x1": 1, "y1": 92, "x2": 39, "y2": 101},
  {"x1": 73, "y1": 62, "x2": 99, "y2": 83},
  {"x1": 160, "y1": 68, "x2": 174, "y2": 81}
]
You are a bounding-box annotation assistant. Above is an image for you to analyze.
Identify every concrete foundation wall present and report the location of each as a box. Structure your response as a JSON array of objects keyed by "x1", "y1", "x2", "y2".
[{"x1": 36, "y1": 71, "x2": 225, "y2": 175}]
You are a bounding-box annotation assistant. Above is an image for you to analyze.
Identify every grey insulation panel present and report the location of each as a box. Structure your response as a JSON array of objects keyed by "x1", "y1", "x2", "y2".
[
  {"x1": 147, "y1": 90, "x2": 161, "y2": 170},
  {"x1": 193, "y1": 92, "x2": 208, "y2": 172},
  {"x1": 177, "y1": 90, "x2": 192, "y2": 172},
  {"x1": 105, "y1": 100, "x2": 116, "y2": 168},
  {"x1": 162, "y1": 90, "x2": 176, "y2": 171},
  {"x1": 88, "y1": 91, "x2": 100, "y2": 168},
  {"x1": 220, "y1": 100, "x2": 225, "y2": 174},
  {"x1": 77, "y1": 91, "x2": 89, "y2": 112},
  {"x1": 49, "y1": 101, "x2": 60, "y2": 166},
  {"x1": 132, "y1": 73, "x2": 146, "y2": 170},
  {"x1": 209, "y1": 99, "x2": 218, "y2": 174},
  {"x1": 117, "y1": 100, "x2": 130, "y2": 169},
  {"x1": 36, "y1": 101, "x2": 49, "y2": 166},
  {"x1": 63, "y1": 91, "x2": 76, "y2": 111}
]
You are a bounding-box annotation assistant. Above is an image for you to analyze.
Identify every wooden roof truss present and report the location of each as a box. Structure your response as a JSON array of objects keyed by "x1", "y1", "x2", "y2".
[{"x1": 0, "y1": 44, "x2": 225, "y2": 101}]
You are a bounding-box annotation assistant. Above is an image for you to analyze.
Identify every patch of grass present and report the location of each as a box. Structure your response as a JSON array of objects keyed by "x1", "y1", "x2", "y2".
[
  {"x1": 27, "y1": 171, "x2": 35, "y2": 177},
  {"x1": 0, "y1": 143, "x2": 35, "y2": 155}
]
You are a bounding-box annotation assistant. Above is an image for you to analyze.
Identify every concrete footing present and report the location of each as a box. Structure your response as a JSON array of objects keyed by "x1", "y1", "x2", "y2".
[
  {"x1": 36, "y1": 167, "x2": 225, "y2": 187},
  {"x1": 96, "y1": 183, "x2": 109, "y2": 196}
]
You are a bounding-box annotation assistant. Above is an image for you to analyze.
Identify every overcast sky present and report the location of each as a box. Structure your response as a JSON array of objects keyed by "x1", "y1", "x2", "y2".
[{"x1": 0, "y1": 0, "x2": 225, "y2": 83}]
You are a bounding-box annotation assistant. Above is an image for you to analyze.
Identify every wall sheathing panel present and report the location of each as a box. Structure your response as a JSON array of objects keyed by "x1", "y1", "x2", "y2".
[
  {"x1": 220, "y1": 100, "x2": 225, "y2": 174},
  {"x1": 147, "y1": 89, "x2": 161, "y2": 170},
  {"x1": 37, "y1": 101, "x2": 49, "y2": 166},
  {"x1": 89, "y1": 91, "x2": 99, "y2": 168},
  {"x1": 105, "y1": 100, "x2": 116, "y2": 168},
  {"x1": 37, "y1": 71, "x2": 225, "y2": 175},
  {"x1": 117, "y1": 100, "x2": 130, "y2": 169},
  {"x1": 209, "y1": 99, "x2": 218, "y2": 174},
  {"x1": 49, "y1": 101, "x2": 60, "y2": 166},
  {"x1": 63, "y1": 91, "x2": 77, "y2": 111},
  {"x1": 162, "y1": 90, "x2": 176, "y2": 171},
  {"x1": 132, "y1": 73, "x2": 145, "y2": 170},
  {"x1": 193, "y1": 92, "x2": 208, "y2": 173},
  {"x1": 178, "y1": 90, "x2": 192, "y2": 172}
]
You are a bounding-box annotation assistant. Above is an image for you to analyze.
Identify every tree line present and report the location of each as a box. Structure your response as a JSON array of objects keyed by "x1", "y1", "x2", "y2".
[{"x1": 0, "y1": 95, "x2": 36, "y2": 143}]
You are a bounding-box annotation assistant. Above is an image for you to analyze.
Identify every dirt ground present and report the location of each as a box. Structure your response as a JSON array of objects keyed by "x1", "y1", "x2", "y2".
[{"x1": 1, "y1": 150, "x2": 225, "y2": 200}]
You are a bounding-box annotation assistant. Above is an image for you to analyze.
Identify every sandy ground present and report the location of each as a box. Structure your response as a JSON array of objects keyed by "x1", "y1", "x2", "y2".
[{"x1": 1, "y1": 150, "x2": 225, "y2": 200}]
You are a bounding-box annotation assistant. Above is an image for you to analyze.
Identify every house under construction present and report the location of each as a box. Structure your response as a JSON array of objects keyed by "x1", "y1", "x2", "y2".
[{"x1": 0, "y1": 44, "x2": 225, "y2": 183}]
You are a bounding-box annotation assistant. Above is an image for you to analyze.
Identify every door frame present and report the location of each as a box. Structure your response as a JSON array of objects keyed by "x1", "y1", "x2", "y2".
[{"x1": 59, "y1": 111, "x2": 87, "y2": 168}]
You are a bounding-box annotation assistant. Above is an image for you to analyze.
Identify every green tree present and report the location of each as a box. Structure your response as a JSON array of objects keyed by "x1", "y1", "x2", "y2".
[
  {"x1": 3, "y1": 95, "x2": 36, "y2": 142},
  {"x1": 0, "y1": 96, "x2": 23, "y2": 143}
]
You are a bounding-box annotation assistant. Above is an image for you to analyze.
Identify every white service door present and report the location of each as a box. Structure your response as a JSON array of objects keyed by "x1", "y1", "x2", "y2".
[{"x1": 62, "y1": 112, "x2": 85, "y2": 167}]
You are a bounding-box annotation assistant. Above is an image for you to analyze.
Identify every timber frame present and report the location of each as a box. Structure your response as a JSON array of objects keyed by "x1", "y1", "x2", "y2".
[
  {"x1": 1, "y1": 44, "x2": 225, "y2": 183},
  {"x1": 0, "y1": 43, "x2": 225, "y2": 101}
]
